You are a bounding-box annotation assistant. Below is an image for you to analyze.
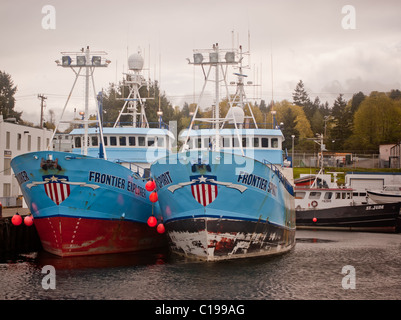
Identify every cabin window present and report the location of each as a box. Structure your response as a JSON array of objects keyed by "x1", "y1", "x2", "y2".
[
  {"x1": 261, "y1": 138, "x2": 269, "y2": 148},
  {"x1": 253, "y1": 137, "x2": 259, "y2": 148},
  {"x1": 204, "y1": 137, "x2": 211, "y2": 149},
  {"x1": 103, "y1": 136, "x2": 108, "y2": 146},
  {"x1": 157, "y1": 137, "x2": 165, "y2": 147},
  {"x1": 309, "y1": 192, "x2": 321, "y2": 199},
  {"x1": 75, "y1": 137, "x2": 81, "y2": 148},
  {"x1": 110, "y1": 136, "x2": 117, "y2": 146},
  {"x1": 232, "y1": 137, "x2": 240, "y2": 148},
  {"x1": 17, "y1": 134, "x2": 21, "y2": 150},
  {"x1": 271, "y1": 138, "x2": 278, "y2": 148},
  {"x1": 148, "y1": 137, "x2": 155, "y2": 147},
  {"x1": 138, "y1": 136, "x2": 145, "y2": 146},
  {"x1": 129, "y1": 136, "x2": 136, "y2": 146},
  {"x1": 324, "y1": 192, "x2": 333, "y2": 200},
  {"x1": 295, "y1": 192, "x2": 306, "y2": 199},
  {"x1": 242, "y1": 138, "x2": 249, "y2": 148},
  {"x1": 223, "y1": 137, "x2": 230, "y2": 148},
  {"x1": 194, "y1": 138, "x2": 201, "y2": 149},
  {"x1": 119, "y1": 136, "x2": 126, "y2": 146},
  {"x1": 335, "y1": 192, "x2": 341, "y2": 199},
  {"x1": 91, "y1": 136, "x2": 98, "y2": 146}
]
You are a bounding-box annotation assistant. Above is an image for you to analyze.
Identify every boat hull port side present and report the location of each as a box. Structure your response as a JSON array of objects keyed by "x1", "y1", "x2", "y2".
[
  {"x1": 296, "y1": 202, "x2": 401, "y2": 233},
  {"x1": 11, "y1": 151, "x2": 166, "y2": 257}
]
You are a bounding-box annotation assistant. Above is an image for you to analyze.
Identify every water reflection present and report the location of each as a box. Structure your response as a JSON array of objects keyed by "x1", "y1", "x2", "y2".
[{"x1": 1, "y1": 230, "x2": 401, "y2": 300}]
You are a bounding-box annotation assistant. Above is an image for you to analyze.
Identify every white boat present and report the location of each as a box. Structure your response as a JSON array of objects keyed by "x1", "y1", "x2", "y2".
[{"x1": 367, "y1": 186, "x2": 401, "y2": 204}]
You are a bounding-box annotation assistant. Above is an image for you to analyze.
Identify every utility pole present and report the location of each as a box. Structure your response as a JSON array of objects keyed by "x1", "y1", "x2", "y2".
[{"x1": 38, "y1": 94, "x2": 47, "y2": 128}]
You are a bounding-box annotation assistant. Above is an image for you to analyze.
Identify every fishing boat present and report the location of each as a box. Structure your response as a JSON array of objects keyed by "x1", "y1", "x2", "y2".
[
  {"x1": 295, "y1": 138, "x2": 401, "y2": 232},
  {"x1": 150, "y1": 44, "x2": 296, "y2": 261},
  {"x1": 11, "y1": 47, "x2": 172, "y2": 256}
]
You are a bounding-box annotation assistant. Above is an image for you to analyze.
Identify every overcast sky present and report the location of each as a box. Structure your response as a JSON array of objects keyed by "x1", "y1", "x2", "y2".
[{"x1": 1, "y1": 0, "x2": 401, "y2": 126}]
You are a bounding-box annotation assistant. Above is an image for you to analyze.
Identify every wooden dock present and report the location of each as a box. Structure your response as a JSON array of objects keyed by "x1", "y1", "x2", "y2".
[{"x1": 0, "y1": 207, "x2": 42, "y2": 258}]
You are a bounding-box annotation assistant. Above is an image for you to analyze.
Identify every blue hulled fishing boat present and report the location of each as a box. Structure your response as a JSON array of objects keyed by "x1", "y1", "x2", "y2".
[
  {"x1": 150, "y1": 44, "x2": 295, "y2": 261},
  {"x1": 11, "y1": 47, "x2": 172, "y2": 256}
]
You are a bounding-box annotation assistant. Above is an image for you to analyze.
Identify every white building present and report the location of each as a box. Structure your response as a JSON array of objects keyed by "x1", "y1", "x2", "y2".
[{"x1": 0, "y1": 115, "x2": 53, "y2": 206}]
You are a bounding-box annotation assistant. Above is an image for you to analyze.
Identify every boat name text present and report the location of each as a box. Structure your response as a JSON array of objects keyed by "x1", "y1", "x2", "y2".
[
  {"x1": 16, "y1": 170, "x2": 30, "y2": 185},
  {"x1": 155, "y1": 171, "x2": 173, "y2": 189},
  {"x1": 237, "y1": 171, "x2": 277, "y2": 196},
  {"x1": 365, "y1": 205, "x2": 384, "y2": 210},
  {"x1": 88, "y1": 171, "x2": 146, "y2": 198}
]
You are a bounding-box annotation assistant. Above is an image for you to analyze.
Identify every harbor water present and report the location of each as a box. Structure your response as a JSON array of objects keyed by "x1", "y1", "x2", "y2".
[{"x1": 1, "y1": 230, "x2": 400, "y2": 301}]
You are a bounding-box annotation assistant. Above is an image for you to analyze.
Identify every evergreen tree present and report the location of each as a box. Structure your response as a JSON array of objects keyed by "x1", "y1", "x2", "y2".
[
  {"x1": 292, "y1": 80, "x2": 310, "y2": 107},
  {"x1": 330, "y1": 94, "x2": 351, "y2": 150},
  {"x1": 0, "y1": 71, "x2": 22, "y2": 121},
  {"x1": 350, "y1": 91, "x2": 365, "y2": 114},
  {"x1": 389, "y1": 89, "x2": 401, "y2": 100}
]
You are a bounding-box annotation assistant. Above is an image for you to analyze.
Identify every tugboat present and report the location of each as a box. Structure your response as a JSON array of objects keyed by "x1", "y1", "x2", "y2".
[
  {"x1": 11, "y1": 47, "x2": 173, "y2": 256},
  {"x1": 150, "y1": 44, "x2": 296, "y2": 261}
]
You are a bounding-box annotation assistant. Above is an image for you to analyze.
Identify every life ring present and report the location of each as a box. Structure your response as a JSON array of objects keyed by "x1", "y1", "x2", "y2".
[{"x1": 311, "y1": 200, "x2": 318, "y2": 208}]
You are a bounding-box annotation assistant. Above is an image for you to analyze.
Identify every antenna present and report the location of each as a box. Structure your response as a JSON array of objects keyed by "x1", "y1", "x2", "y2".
[{"x1": 51, "y1": 46, "x2": 110, "y2": 156}]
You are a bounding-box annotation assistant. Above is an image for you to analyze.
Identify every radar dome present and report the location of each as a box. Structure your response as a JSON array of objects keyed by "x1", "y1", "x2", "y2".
[
  {"x1": 128, "y1": 53, "x2": 144, "y2": 71},
  {"x1": 225, "y1": 107, "x2": 245, "y2": 124}
]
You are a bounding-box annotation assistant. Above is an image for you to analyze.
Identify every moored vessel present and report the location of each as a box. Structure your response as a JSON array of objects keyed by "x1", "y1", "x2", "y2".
[
  {"x1": 295, "y1": 141, "x2": 401, "y2": 233},
  {"x1": 150, "y1": 44, "x2": 295, "y2": 261},
  {"x1": 11, "y1": 47, "x2": 172, "y2": 256}
]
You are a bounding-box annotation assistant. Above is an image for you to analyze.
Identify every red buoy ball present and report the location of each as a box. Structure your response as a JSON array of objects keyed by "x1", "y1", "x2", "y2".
[
  {"x1": 12, "y1": 213, "x2": 22, "y2": 226},
  {"x1": 149, "y1": 192, "x2": 158, "y2": 203},
  {"x1": 24, "y1": 215, "x2": 34, "y2": 227},
  {"x1": 312, "y1": 217, "x2": 317, "y2": 223},
  {"x1": 145, "y1": 180, "x2": 156, "y2": 192},
  {"x1": 157, "y1": 223, "x2": 165, "y2": 234},
  {"x1": 147, "y1": 216, "x2": 157, "y2": 227}
]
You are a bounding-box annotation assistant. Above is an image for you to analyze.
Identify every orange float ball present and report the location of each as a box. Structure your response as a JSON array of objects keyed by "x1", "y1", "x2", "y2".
[
  {"x1": 147, "y1": 216, "x2": 157, "y2": 227},
  {"x1": 149, "y1": 192, "x2": 158, "y2": 203},
  {"x1": 12, "y1": 213, "x2": 22, "y2": 226},
  {"x1": 24, "y1": 215, "x2": 34, "y2": 227},
  {"x1": 157, "y1": 223, "x2": 165, "y2": 234},
  {"x1": 145, "y1": 180, "x2": 156, "y2": 192}
]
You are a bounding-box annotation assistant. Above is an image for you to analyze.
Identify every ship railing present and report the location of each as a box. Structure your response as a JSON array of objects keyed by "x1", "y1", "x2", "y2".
[
  {"x1": 114, "y1": 159, "x2": 150, "y2": 179},
  {"x1": 102, "y1": 121, "x2": 169, "y2": 129},
  {"x1": 186, "y1": 122, "x2": 275, "y2": 130},
  {"x1": 263, "y1": 159, "x2": 294, "y2": 196}
]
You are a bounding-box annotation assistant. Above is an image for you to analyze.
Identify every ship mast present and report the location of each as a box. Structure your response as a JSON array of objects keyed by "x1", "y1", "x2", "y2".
[
  {"x1": 183, "y1": 43, "x2": 239, "y2": 152},
  {"x1": 51, "y1": 46, "x2": 110, "y2": 157},
  {"x1": 113, "y1": 48, "x2": 152, "y2": 128}
]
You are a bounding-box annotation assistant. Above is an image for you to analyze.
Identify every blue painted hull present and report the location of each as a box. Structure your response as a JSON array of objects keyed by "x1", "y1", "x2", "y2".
[
  {"x1": 11, "y1": 151, "x2": 165, "y2": 256},
  {"x1": 151, "y1": 150, "x2": 296, "y2": 261}
]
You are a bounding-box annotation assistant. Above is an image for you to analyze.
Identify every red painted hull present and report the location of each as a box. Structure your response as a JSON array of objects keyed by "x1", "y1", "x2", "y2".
[{"x1": 34, "y1": 217, "x2": 166, "y2": 257}]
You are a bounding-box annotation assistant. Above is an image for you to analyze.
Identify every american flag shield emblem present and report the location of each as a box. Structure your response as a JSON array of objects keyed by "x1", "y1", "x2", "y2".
[
  {"x1": 190, "y1": 175, "x2": 218, "y2": 206},
  {"x1": 43, "y1": 175, "x2": 71, "y2": 205}
]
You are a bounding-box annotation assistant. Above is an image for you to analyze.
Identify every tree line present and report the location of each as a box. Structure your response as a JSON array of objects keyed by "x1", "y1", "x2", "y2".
[{"x1": 1, "y1": 69, "x2": 401, "y2": 153}]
